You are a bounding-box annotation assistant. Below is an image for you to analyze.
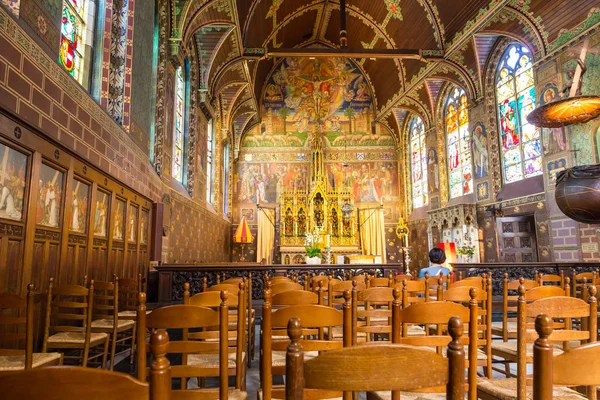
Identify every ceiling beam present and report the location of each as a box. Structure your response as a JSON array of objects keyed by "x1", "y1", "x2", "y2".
[{"x1": 243, "y1": 47, "x2": 444, "y2": 61}]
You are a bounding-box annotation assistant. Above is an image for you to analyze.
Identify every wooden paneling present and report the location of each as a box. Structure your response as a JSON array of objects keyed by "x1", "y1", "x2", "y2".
[{"x1": 0, "y1": 109, "x2": 153, "y2": 298}]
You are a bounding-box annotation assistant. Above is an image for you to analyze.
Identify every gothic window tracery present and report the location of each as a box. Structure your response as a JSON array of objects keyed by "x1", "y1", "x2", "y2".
[
  {"x1": 409, "y1": 116, "x2": 427, "y2": 208},
  {"x1": 445, "y1": 87, "x2": 473, "y2": 199}
]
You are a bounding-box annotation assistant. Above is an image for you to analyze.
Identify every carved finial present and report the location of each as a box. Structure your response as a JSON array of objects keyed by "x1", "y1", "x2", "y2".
[
  {"x1": 519, "y1": 277, "x2": 525, "y2": 284},
  {"x1": 239, "y1": 280, "x2": 246, "y2": 292},
  {"x1": 504, "y1": 273, "x2": 508, "y2": 279},
  {"x1": 151, "y1": 329, "x2": 169, "y2": 356},
  {"x1": 448, "y1": 316, "x2": 464, "y2": 341},
  {"x1": 393, "y1": 287, "x2": 401, "y2": 302},
  {"x1": 425, "y1": 272, "x2": 430, "y2": 279},
  {"x1": 518, "y1": 285, "x2": 526, "y2": 296},
  {"x1": 27, "y1": 283, "x2": 35, "y2": 293},
  {"x1": 318, "y1": 280, "x2": 324, "y2": 291},
  {"x1": 535, "y1": 314, "x2": 553, "y2": 339},
  {"x1": 139, "y1": 291, "x2": 147, "y2": 304},
  {"x1": 469, "y1": 287, "x2": 478, "y2": 300},
  {"x1": 352, "y1": 280, "x2": 357, "y2": 288},
  {"x1": 184, "y1": 282, "x2": 190, "y2": 291},
  {"x1": 288, "y1": 317, "x2": 303, "y2": 341},
  {"x1": 220, "y1": 290, "x2": 228, "y2": 304},
  {"x1": 267, "y1": 280, "x2": 272, "y2": 290}
]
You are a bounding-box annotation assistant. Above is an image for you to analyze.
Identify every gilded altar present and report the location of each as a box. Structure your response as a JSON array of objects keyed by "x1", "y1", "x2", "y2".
[{"x1": 279, "y1": 127, "x2": 359, "y2": 259}]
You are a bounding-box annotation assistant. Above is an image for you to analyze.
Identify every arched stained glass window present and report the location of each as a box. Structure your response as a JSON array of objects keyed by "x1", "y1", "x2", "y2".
[
  {"x1": 409, "y1": 116, "x2": 428, "y2": 209},
  {"x1": 60, "y1": 0, "x2": 87, "y2": 82},
  {"x1": 223, "y1": 143, "x2": 229, "y2": 214},
  {"x1": 206, "y1": 119, "x2": 215, "y2": 204},
  {"x1": 172, "y1": 66, "x2": 185, "y2": 183},
  {"x1": 445, "y1": 87, "x2": 473, "y2": 199},
  {"x1": 496, "y1": 44, "x2": 542, "y2": 184}
]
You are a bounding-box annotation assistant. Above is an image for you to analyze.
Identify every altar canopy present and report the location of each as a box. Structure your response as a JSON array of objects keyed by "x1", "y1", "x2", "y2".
[{"x1": 359, "y1": 207, "x2": 387, "y2": 263}]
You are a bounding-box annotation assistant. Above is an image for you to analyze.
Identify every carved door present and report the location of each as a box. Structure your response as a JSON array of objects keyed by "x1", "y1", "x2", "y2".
[{"x1": 496, "y1": 216, "x2": 538, "y2": 262}]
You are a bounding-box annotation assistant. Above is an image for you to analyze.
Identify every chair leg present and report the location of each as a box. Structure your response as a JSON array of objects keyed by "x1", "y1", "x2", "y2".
[
  {"x1": 102, "y1": 338, "x2": 109, "y2": 369},
  {"x1": 130, "y1": 322, "x2": 137, "y2": 365},
  {"x1": 82, "y1": 345, "x2": 90, "y2": 367},
  {"x1": 110, "y1": 333, "x2": 117, "y2": 370}
]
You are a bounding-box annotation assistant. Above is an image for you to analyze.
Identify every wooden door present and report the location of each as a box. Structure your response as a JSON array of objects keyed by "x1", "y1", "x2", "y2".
[{"x1": 496, "y1": 216, "x2": 538, "y2": 262}]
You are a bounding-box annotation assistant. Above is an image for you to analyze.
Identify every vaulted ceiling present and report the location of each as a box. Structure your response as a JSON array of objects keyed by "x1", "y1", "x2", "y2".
[{"x1": 172, "y1": 0, "x2": 600, "y2": 143}]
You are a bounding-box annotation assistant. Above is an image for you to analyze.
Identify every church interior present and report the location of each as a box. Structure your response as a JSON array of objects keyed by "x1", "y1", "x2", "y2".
[{"x1": 2, "y1": 0, "x2": 600, "y2": 398}]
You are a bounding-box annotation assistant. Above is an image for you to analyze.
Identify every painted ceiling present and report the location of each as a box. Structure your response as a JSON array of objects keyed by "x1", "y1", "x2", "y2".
[{"x1": 171, "y1": 0, "x2": 600, "y2": 142}]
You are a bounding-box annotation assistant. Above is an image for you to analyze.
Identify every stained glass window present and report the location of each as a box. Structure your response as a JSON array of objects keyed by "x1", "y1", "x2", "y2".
[
  {"x1": 223, "y1": 143, "x2": 230, "y2": 214},
  {"x1": 496, "y1": 44, "x2": 542, "y2": 184},
  {"x1": 60, "y1": 0, "x2": 86, "y2": 81},
  {"x1": 172, "y1": 66, "x2": 185, "y2": 183},
  {"x1": 409, "y1": 116, "x2": 428, "y2": 209},
  {"x1": 206, "y1": 120, "x2": 215, "y2": 204},
  {"x1": 445, "y1": 87, "x2": 473, "y2": 199}
]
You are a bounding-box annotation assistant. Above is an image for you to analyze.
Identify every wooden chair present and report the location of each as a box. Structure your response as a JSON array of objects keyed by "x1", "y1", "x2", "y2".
[
  {"x1": 116, "y1": 274, "x2": 145, "y2": 366},
  {"x1": 42, "y1": 279, "x2": 109, "y2": 367},
  {"x1": 271, "y1": 290, "x2": 319, "y2": 306},
  {"x1": 369, "y1": 276, "x2": 393, "y2": 288},
  {"x1": 286, "y1": 316, "x2": 466, "y2": 400},
  {"x1": 572, "y1": 269, "x2": 598, "y2": 297},
  {"x1": 137, "y1": 292, "x2": 247, "y2": 399},
  {"x1": 184, "y1": 281, "x2": 247, "y2": 390},
  {"x1": 0, "y1": 284, "x2": 62, "y2": 372},
  {"x1": 478, "y1": 285, "x2": 597, "y2": 399},
  {"x1": 385, "y1": 289, "x2": 478, "y2": 400},
  {"x1": 440, "y1": 281, "x2": 493, "y2": 379},
  {"x1": 534, "y1": 313, "x2": 600, "y2": 400},
  {"x1": 329, "y1": 279, "x2": 366, "y2": 308},
  {"x1": 310, "y1": 275, "x2": 332, "y2": 292},
  {"x1": 420, "y1": 273, "x2": 449, "y2": 300},
  {"x1": 352, "y1": 286, "x2": 393, "y2": 344},
  {"x1": 450, "y1": 274, "x2": 486, "y2": 290},
  {"x1": 89, "y1": 278, "x2": 135, "y2": 370},
  {"x1": 260, "y1": 286, "x2": 349, "y2": 400},
  {"x1": 491, "y1": 275, "x2": 540, "y2": 341}
]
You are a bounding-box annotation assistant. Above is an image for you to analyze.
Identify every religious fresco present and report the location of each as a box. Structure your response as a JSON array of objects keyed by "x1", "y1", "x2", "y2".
[
  {"x1": 472, "y1": 122, "x2": 489, "y2": 179},
  {"x1": 94, "y1": 190, "x2": 109, "y2": 237},
  {"x1": 37, "y1": 164, "x2": 63, "y2": 228},
  {"x1": 113, "y1": 199, "x2": 125, "y2": 240},
  {"x1": 128, "y1": 205, "x2": 138, "y2": 243},
  {"x1": 427, "y1": 148, "x2": 439, "y2": 194},
  {"x1": 69, "y1": 179, "x2": 89, "y2": 233},
  {"x1": 235, "y1": 162, "x2": 309, "y2": 204},
  {"x1": 324, "y1": 162, "x2": 398, "y2": 202},
  {"x1": 0, "y1": 143, "x2": 26, "y2": 222},
  {"x1": 241, "y1": 56, "x2": 395, "y2": 149}
]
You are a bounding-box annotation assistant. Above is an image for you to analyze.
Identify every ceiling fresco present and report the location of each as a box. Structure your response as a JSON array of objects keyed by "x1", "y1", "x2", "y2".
[{"x1": 167, "y1": 0, "x2": 600, "y2": 143}]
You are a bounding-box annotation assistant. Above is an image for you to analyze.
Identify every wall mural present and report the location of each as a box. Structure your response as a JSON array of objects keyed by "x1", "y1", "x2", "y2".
[
  {"x1": 242, "y1": 56, "x2": 395, "y2": 149},
  {"x1": 236, "y1": 163, "x2": 309, "y2": 204},
  {"x1": 324, "y1": 162, "x2": 398, "y2": 202},
  {"x1": 0, "y1": 143, "x2": 26, "y2": 221},
  {"x1": 472, "y1": 122, "x2": 489, "y2": 179},
  {"x1": 37, "y1": 163, "x2": 63, "y2": 228}
]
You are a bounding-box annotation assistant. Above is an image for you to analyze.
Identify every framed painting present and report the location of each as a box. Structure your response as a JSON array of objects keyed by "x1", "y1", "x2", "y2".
[
  {"x1": 69, "y1": 178, "x2": 90, "y2": 233},
  {"x1": 112, "y1": 198, "x2": 126, "y2": 240},
  {"x1": 36, "y1": 163, "x2": 64, "y2": 228},
  {"x1": 128, "y1": 205, "x2": 138, "y2": 243},
  {"x1": 140, "y1": 209, "x2": 149, "y2": 245},
  {"x1": 0, "y1": 143, "x2": 27, "y2": 222},
  {"x1": 93, "y1": 190, "x2": 109, "y2": 237}
]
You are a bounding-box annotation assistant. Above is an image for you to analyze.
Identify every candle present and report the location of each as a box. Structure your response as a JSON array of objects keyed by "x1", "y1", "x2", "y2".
[
  {"x1": 404, "y1": 234, "x2": 408, "y2": 248},
  {"x1": 324, "y1": 234, "x2": 330, "y2": 248}
]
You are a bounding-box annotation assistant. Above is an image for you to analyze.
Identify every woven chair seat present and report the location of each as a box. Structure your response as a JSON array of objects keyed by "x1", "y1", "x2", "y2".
[
  {"x1": 187, "y1": 352, "x2": 245, "y2": 369},
  {"x1": 117, "y1": 310, "x2": 151, "y2": 318},
  {"x1": 47, "y1": 332, "x2": 108, "y2": 346},
  {"x1": 257, "y1": 388, "x2": 341, "y2": 399},
  {"x1": 477, "y1": 377, "x2": 586, "y2": 400},
  {"x1": 326, "y1": 327, "x2": 367, "y2": 339},
  {"x1": 0, "y1": 352, "x2": 62, "y2": 371},
  {"x1": 491, "y1": 322, "x2": 517, "y2": 336},
  {"x1": 190, "y1": 388, "x2": 247, "y2": 400},
  {"x1": 491, "y1": 341, "x2": 564, "y2": 362},
  {"x1": 272, "y1": 350, "x2": 318, "y2": 367},
  {"x1": 91, "y1": 318, "x2": 135, "y2": 330},
  {"x1": 369, "y1": 391, "x2": 456, "y2": 400}
]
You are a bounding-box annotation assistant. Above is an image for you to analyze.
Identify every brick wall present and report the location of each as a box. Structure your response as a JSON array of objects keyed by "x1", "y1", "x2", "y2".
[{"x1": 0, "y1": 8, "x2": 230, "y2": 263}]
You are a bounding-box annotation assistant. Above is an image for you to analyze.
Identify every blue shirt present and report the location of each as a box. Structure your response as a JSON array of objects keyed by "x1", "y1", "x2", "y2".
[{"x1": 418, "y1": 265, "x2": 451, "y2": 278}]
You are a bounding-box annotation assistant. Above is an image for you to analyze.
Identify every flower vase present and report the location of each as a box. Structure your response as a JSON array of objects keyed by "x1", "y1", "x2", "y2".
[{"x1": 305, "y1": 256, "x2": 322, "y2": 265}]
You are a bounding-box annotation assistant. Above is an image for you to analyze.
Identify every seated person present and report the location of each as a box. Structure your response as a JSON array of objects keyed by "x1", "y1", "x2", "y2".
[{"x1": 418, "y1": 248, "x2": 451, "y2": 278}]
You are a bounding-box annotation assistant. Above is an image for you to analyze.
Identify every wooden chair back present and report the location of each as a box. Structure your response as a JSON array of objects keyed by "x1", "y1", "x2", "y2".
[
  {"x1": 222, "y1": 277, "x2": 244, "y2": 285},
  {"x1": 329, "y1": 280, "x2": 366, "y2": 307},
  {"x1": 285, "y1": 316, "x2": 466, "y2": 400},
  {"x1": 515, "y1": 285, "x2": 598, "y2": 399},
  {"x1": 394, "y1": 274, "x2": 413, "y2": 284},
  {"x1": 398, "y1": 279, "x2": 428, "y2": 305},
  {"x1": 498, "y1": 275, "x2": 542, "y2": 342},
  {"x1": 261, "y1": 287, "x2": 349, "y2": 400},
  {"x1": 573, "y1": 269, "x2": 598, "y2": 297},
  {"x1": 538, "y1": 271, "x2": 565, "y2": 287},
  {"x1": 42, "y1": 279, "x2": 93, "y2": 352},
  {"x1": 450, "y1": 275, "x2": 485, "y2": 290},
  {"x1": 420, "y1": 273, "x2": 450, "y2": 299},
  {"x1": 137, "y1": 292, "x2": 231, "y2": 399},
  {"x1": 206, "y1": 283, "x2": 239, "y2": 294},
  {"x1": 369, "y1": 276, "x2": 392, "y2": 288},
  {"x1": 91, "y1": 279, "x2": 118, "y2": 323},
  {"x1": 0, "y1": 284, "x2": 35, "y2": 367},
  {"x1": 117, "y1": 275, "x2": 139, "y2": 317},
  {"x1": 270, "y1": 282, "x2": 303, "y2": 296},
  {"x1": 310, "y1": 275, "x2": 330, "y2": 292},
  {"x1": 534, "y1": 313, "x2": 600, "y2": 400},
  {"x1": 271, "y1": 290, "x2": 319, "y2": 306},
  {"x1": 352, "y1": 286, "x2": 394, "y2": 344}
]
